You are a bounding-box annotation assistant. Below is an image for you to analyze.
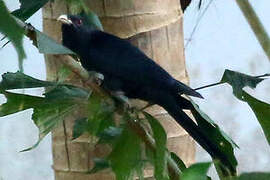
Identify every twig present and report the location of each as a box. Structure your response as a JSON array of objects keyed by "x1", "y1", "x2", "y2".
[
  {"x1": 195, "y1": 82, "x2": 223, "y2": 91},
  {"x1": 195, "y1": 73, "x2": 270, "y2": 91},
  {"x1": 184, "y1": 0, "x2": 214, "y2": 48},
  {"x1": 236, "y1": 0, "x2": 270, "y2": 61}
]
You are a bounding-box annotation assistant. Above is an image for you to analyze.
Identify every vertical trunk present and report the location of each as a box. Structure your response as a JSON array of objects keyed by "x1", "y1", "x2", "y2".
[{"x1": 42, "y1": 0, "x2": 195, "y2": 179}]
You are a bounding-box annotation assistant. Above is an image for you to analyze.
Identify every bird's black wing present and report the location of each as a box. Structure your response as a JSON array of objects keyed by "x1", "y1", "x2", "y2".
[{"x1": 80, "y1": 30, "x2": 201, "y2": 98}]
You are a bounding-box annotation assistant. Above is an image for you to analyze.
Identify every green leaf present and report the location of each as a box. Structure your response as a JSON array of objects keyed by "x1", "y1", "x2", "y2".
[
  {"x1": 190, "y1": 100, "x2": 238, "y2": 175},
  {"x1": 57, "y1": 65, "x2": 73, "y2": 83},
  {"x1": 44, "y1": 85, "x2": 89, "y2": 100},
  {"x1": 80, "y1": 11, "x2": 103, "y2": 31},
  {"x1": 221, "y1": 69, "x2": 268, "y2": 100},
  {"x1": 220, "y1": 70, "x2": 270, "y2": 145},
  {"x1": 11, "y1": 0, "x2": 49, "y2": 21},
  {"x1": 0, "y1": 71, "x2": 56, "y2": 90},
  {"x1": 23, "y1": 100, "x2": 77, "y2": 151},
  {"x1": 191, "y1": 100, "x2": 238, "y2": 149},
  {"x1": 35, "y1": 30, "x2": 74, "y2": 54},
  {"x1": 170, "y1": 152, "x2": 186, "y2": 172},
  {"x1": 181, "y1": 162, "x2": 212, "y2": 180},
  {"x1": 65, "y1": 0, "x2": 103, "y2": 30},
  {"x1": 0, "y1": 91, "x2": 44, "y2": 117},
  {"x1": 0, "y1": 72, "x2": 92, "y2": 151},
  {"x1": 144, "y1": 112, "x2": 169, "y2": 180},
  {"x1": 86, "y1": 93, "x2": 115, "y2": 136},
  {"x1": 88, "y1": 158, "x2": 110, "y2": 174},
  {"x1": 0, "y1": 90, "x2": 80, "y2": 152},
  {"x1": 0, "y1": 72, "x2": 95, "y2": 151},
  {"x1": 231, "y1": 172, "x2": 270, "y2": 180},
  {"x1": 72, "y1": 117, "x2": 88, "y2": 140},
  {"x1": 109, "y1": 118, "x2": 142, "y2": 180},
  {"x1": 65, "y1": 0, "x2": 85, "y2": 14},
  {"x1": 242, "y1": 91, "x2": 270, "y2": 145},
  {"x1": 0, "y1": 1, "x2": 26, "y2": 71},
  {"x1": 98, "y1": 126, "x2": 123, "y2": 144}
]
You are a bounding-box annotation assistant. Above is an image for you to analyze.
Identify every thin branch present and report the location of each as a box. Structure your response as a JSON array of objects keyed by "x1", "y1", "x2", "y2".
[
  {"x1": 195, "y1": 82, "x2": 223, "y2": 91},
  {"x1": 184, "y1": 0, "x2": 214, "y2": 48},
  {"x1": 236, "y1": 0, "x2": 270, "y2": 61},
  {"x1": 195, "y1": 73, "x2": 270, "y2": 91},
  {"x1": 255, "y1": 73, "x2": 270, "y2": 78}
]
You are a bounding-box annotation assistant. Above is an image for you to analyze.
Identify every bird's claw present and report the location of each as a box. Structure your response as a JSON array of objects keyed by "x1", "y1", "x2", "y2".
[
  {"x1": 111, "y1": 91, "x2": 131, "y2": 110},
  {"x1": 88, "y1": 71, "x2": 104, "y2": 86},
  {"x1": 25, "y1": 23, "x2": 35, "y2": 31}
]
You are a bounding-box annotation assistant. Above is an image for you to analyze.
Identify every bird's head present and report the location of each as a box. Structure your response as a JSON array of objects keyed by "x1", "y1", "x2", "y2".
[
  {"x1": 57, "y1": 14, "x2": 84, "y2": 29},
  {"x1": 57, "y1": 14, "x2": 88, "y2": 52},
  {"x1": 57, "y1": 13, "x2": 102, "y2": 54}
]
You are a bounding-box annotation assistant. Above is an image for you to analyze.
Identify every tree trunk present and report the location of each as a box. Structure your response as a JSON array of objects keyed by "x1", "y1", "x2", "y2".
[{"x1": 42, "y1": 0, "x2": 195, "y2": 179}]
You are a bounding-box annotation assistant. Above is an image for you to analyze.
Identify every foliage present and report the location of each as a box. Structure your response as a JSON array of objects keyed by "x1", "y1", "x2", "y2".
[
  {"x1": 0, "y1": 0, "x2": 25, "y2": 71},
  {"x1": 0, "y1": 0, "x2": 270, "y2": 180},
  {"x1": 11, "y1": 0, "x2": 49, "y2": 21},
  {"x1": 180, "y1": 162, "x2": 211, "y2": 180},
  {"x1": 221, "y1": 69, "x2": 270, "y2": 145}
]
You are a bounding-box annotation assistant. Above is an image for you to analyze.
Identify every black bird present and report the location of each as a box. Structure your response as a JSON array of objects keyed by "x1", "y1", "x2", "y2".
[{"x1": 58, "y1": 15, "x2": 235, "y2": 174}]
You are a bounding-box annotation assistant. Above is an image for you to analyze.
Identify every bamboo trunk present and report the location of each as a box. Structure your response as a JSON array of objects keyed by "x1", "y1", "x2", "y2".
[{"x1": 42, "y1": 0, "x2": 195, "y2": 179}]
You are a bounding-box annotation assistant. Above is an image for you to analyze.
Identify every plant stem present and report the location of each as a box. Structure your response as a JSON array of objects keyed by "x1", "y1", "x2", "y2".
[
  {"x1": 195, "y1": 82, "x2": 223, "y2": 91},
  {"x1": 195, "y1": 73, "x2": 270, "y2": 91},
  {"x1": 236, "y1": 0, "x2": 270, "y2": 61}
]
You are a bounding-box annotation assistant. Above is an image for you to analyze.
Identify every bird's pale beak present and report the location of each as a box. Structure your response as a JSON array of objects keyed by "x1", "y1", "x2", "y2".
[{"x1": 57, "y1": 15, "x2": 72, "y2": 25}]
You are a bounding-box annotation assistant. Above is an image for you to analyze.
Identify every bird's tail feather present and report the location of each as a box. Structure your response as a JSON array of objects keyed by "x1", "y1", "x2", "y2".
[
  {"x1": 160, "y1": 96, "x2": 235, "y2": 175},
  {"x1": 174, "y1": 80, "x2": 203, "y2": 98}
]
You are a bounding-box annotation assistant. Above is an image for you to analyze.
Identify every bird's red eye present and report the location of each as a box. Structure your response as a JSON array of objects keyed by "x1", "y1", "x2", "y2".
[{"x1": 77, "y1": 19, "x2": 82, "y2": 25}]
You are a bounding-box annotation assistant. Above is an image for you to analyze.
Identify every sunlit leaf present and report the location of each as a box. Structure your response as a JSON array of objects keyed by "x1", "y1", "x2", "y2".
[
  {"x1": 242, "y1": 91, "x2": 270, "y2": 145},
  {"x1": 144, "y1": 112, "x2": 169, "y2": 180},
  {"x1": 0, "y1": 1, "x2": 25, "y2": 71},
  {"x1": 181, "y1": 162, "x2": 212, "y2": 180}
]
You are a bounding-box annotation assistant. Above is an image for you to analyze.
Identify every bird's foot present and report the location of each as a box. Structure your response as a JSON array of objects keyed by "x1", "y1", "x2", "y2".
[
  {"x1": 88, "y1": 71, "x2": 104, "y2": 86},
  {"x1": 25, "y1": 23, "x2": 35, "y2": 31},
  {"x1": 111, "y1": 91, "x2": 131, "y2": 110}
]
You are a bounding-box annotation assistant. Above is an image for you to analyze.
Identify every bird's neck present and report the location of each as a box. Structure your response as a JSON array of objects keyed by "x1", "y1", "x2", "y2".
[{"x1": 61, "y1": 24, "x2": 90, "y2": 55}]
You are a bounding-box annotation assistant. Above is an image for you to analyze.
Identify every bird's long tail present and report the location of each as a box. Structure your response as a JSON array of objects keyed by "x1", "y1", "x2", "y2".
[{"x1": 158, "y1": 95, "x2": 236, "y2": 175}]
